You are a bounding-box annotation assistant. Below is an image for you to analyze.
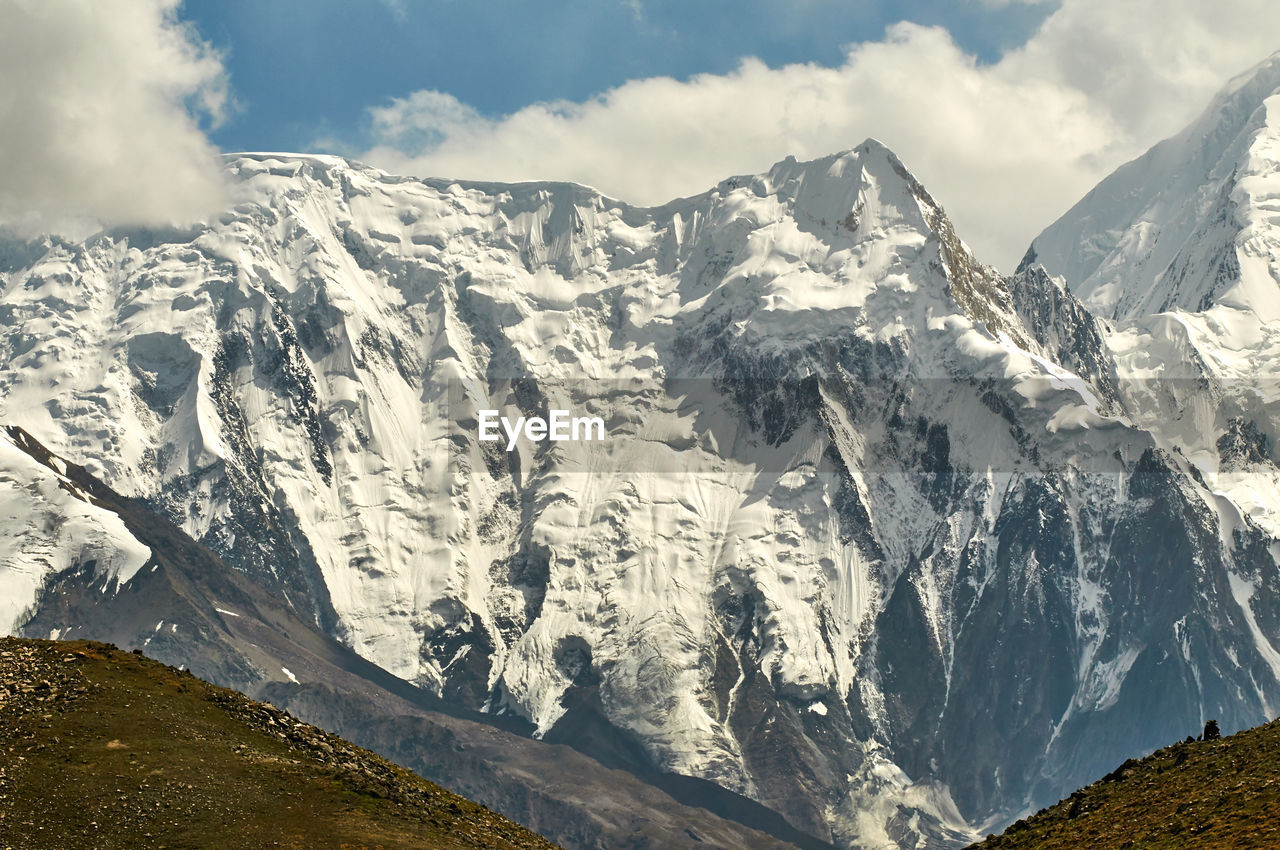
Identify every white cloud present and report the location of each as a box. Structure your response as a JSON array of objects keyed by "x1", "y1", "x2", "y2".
[
  {"x1": 359, "y1": 0, "x2": 1280, "y2": 270},
  {"x1": 369, "y1": 90, "x2": 490, "y2": 151},
  {"x1": 0, "y1": 0, "x2": 229, "y2": 235}
]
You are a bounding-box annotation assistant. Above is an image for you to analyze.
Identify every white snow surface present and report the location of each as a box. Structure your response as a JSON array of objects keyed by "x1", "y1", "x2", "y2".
[{"x1": 1029, "y1": 51, "x2": 1280, "y2": 324}]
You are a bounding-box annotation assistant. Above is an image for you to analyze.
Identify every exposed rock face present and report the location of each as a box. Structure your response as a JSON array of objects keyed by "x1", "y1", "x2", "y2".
[{"x1": 4, "y1": 56, "x2": 1280, "y2": 848}]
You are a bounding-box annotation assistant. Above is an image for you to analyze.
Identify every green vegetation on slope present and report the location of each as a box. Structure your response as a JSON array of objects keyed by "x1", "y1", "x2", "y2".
[
  {"x1": 970, "y1": 718, "x2": 1280, "y2": 849},
  {"x1": 0, "y1": 637, "x2": 559, "y2": 850}
]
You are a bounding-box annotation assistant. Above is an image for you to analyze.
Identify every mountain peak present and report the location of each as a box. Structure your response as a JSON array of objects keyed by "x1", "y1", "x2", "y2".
[
  {"x1": 1216, "y1": 49, "x2": 1280, "y2": 112},
  {"x1": 760, "y1": 138, "x2": 929, "y2": 193},
  {"x1": 737, "y1": 139, "x2": 944, "y2": 245},
  {"x1": 1025, "y1": 50, "x2": 1280, "y2": 322}
]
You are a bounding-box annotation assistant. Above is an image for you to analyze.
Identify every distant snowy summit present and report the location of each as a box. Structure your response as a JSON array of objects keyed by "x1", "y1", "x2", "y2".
[{"x1": 1028, "y1": 50, "x2": 1280, "y2": 324}]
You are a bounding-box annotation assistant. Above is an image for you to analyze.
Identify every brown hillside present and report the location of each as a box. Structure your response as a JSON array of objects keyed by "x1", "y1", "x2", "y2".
[
  {"x1": 0, "y1": 637, "x2": 559, "y2": 850},
  {"x1": 970, "y1": 717, "x2": 1280, "y2": 849}
]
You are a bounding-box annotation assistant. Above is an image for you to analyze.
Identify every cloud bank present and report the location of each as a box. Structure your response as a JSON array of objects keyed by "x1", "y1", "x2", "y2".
[
  {"x1": 360, "y1": 0, "x2": 1280, "y2": 270},
  {"x1": 0, "y1": 0, "x2": 229, "y2": 234}
]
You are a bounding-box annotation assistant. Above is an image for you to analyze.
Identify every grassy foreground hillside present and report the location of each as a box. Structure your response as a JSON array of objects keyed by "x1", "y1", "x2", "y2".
[
  {"x1": 0, "y1": 637, "x2": 558, "y2": 849},
  {"x1": 970, "y1": 717, "x2": 1280, "y2": 849}
]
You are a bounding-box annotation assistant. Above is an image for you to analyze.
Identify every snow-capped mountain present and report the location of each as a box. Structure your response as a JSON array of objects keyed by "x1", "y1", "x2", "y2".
[
  {"x1": 4, "y1": 53, "x2": 1280, "y2": 849},
  {"x1": 1024, "y1": 52, "x2": 1280, "y2": 324},
  {"x1": 1027, "y1": 50, "x2": 1280, "y2": 575}
]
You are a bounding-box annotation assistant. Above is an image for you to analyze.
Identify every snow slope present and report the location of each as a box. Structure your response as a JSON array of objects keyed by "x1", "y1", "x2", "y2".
[{"x1": 1025, "y1": 51, "x2": 1280, "y2": 324}]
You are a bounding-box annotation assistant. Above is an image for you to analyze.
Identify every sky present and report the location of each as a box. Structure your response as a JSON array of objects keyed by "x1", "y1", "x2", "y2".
[
  {"x1": 2, "y1": 0, "x2": 1280, "y2": 270},
  {"x1": 178, "y1": 0, "x2": 1052, "y2": 154}
]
